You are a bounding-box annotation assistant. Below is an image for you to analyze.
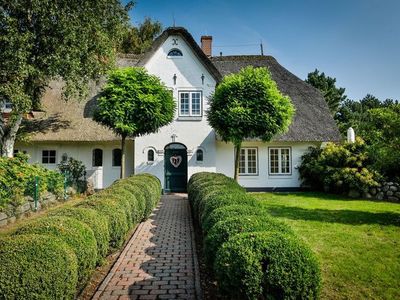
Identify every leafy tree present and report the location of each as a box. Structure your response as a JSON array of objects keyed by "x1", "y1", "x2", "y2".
[
  {"x1": 94, "y1": 67, "x2": 175, "y2": 178},
  {"x1": 0, "y1": 0, "x2": 133, "y2": 157},
  {"x1": 119, "y1": 17, "x2": 162, "y2": 54},
  {"x1": 207, "y1": 66, "x2": 295, "y2": 181},
  {"x1": 306, "y1": 69, "x2": 347, "y2": 114},
  {"x1": 361, "y1": 104, "x2": 400, "y2": 179}
]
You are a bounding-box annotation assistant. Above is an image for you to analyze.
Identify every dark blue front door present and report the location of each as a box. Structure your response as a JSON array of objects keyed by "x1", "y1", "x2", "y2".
[{"x1": 164, "y1": 143, "x2": 187, "y2": 193}]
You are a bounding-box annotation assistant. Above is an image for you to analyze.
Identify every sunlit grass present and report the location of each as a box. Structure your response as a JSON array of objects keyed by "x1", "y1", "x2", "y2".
[{"x1": 253, "y1": 192, "x2": 400, "y2": 300}]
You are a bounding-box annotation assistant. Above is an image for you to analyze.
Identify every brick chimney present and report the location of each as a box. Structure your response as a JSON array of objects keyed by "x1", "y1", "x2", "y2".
[{"x1": 201, "y1": 36, "x2": 212, "y2": 57}]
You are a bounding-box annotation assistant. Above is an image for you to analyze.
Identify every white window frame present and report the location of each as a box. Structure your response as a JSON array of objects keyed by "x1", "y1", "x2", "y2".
[
  {"x1": 239, "y1": 147, "x2": 258, "y2": 176},
  {"x1": 268, "y1": 147, "x2": 292, "y2": 176},
  {"x1": 178, "y1": 91, "x2": 203, "y2": 117},
  {"x1": 42, "y1": 150, "x2": 57, "y2": 165}
]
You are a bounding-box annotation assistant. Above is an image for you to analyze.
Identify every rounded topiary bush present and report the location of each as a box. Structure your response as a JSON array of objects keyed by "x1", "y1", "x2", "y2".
[
  {"x1": 105, "y1": 183, "x2": 142, "y2": 224},
  {"x1": 128, "y1": 179, "x2": 155, "y2": 219},
  {"x1": 0, "y1": 234, "x2": 78, "y2": 300},
  {"x1": 214, "y1": 232, "x2": 321, "y2": 300},
  {"x1": 14, "y1": 216, "x2": 97, "y2": 288},
  {"x1": 48, "y1": 207, "x2": 110, "y2": 261},
  {"x1": 199, "y1": 191, "x2": 257, "y2": 224},
  {"x1": 97, "y1": 189, "x2": 134, "y2": 227},
  {"x1": 204, "y1": 215, "x2": 293, "y2": 266},
  {"x1": 202, "y1": 204, "x2": 264, "y2": 234},
  {"x1": 77, "y1": 198, "x2": 129, "y2": 249}
]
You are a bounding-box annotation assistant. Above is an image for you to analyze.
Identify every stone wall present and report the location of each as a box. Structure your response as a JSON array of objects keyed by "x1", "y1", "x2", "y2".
[
  {"x1": 367, "y1": 182, "x2": 400, "y2": 202},
  {"x1": 0, "y1": 192, "x2": 61, "y2": 227}
]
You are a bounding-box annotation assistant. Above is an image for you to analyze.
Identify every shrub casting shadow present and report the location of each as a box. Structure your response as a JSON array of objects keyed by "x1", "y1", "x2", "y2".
[{"x1": 265, "y1": 205, "x2": 400, "y2": 227}]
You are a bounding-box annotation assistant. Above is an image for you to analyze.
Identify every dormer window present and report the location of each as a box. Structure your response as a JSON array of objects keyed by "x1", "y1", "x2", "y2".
[
  {"x1": 1, "y1": 99, "x2": 12, "y2": 112},
  {"x1": 168, "y1": 49, "x2": 183, "y2": 57}
]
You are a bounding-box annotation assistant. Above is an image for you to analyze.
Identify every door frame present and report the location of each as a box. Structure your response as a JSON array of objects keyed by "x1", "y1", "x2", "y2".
[{"x1": 164, "y1": 142, "x2": 188, "y2": 193}]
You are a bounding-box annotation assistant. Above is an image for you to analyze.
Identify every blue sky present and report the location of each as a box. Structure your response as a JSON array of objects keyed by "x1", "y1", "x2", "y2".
[{"x1": 126, "y1": 0, "x2": 399, "y2": 101}]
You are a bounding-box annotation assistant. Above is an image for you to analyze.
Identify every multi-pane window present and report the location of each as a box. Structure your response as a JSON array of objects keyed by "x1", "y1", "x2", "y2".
[
  {"x1": 180, "y1": 93, "x2": 190, "y2": 115},
  {"x1": 239, "y1": 148, "x2": 258, "y2": 175},
  {"x1": 168, "y1": 49, "x2": 183, "y2": 56},
  {"x1": 269, "y1": 147, "x2": 291, "y2": 175},
  {"x1": 179, "y1": 91, "x2": 202, "y2": 116},
  {"x1": 42, "y1": 150, "x2": 56, "y2": 164}
]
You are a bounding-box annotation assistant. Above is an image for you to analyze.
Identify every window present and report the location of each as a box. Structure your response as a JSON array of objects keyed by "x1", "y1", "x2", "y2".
[
  {"x1": 92, "y1": 149, "x2": 103, "y2": 167},
  {"x1": 42, "y1": 150, "x2": 56, "y2": 164},
  {"x1": 179, "y1": 91, "x2": 202, "y2": 116},
  {"x1": 112, "y1": 149, "x2": 122, "y2": 167},
  {"x1": 196, "y1": 149, "x2": 203, "y2": 162},
  {"x1": 269, "y1": 147, "x2": 291, "y2": 175},
  {"x1": 147, "y1": 149, "x2": 155, "y2": 163},
  {"x1": 1, "y1": 99, "x2": 12, "y2": 112},
  {"x1": 167, "y1": 49, "x2": 183, "y2": 57},
  {"x1": 239, "y1": 148, "x2": 258, "y2": 175}
]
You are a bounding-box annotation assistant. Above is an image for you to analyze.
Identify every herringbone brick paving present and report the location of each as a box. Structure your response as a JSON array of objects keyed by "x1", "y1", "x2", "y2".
[{"x1": 93, "y1": 194, "x2": 199, "y2": 300}]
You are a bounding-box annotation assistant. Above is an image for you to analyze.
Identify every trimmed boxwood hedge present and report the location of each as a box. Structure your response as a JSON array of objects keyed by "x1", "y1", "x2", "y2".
[
  {"x1": 47, "y1": 207, "x2": 110, "y2": 261},
  {"x1": 188, "y1": 172, "x2": 321, "y2": 299},
  {"x1": 0, "y1": 234, "x2": 78, "y2": 300},
  {"x1": 215, "y1": 232, "x2": 321, "y2": 300},
  {"x1": 77, "y1": 196, "x2": 130, "y2": 249},
  {"x1": 204, "y1": 215, "x2": 293, "y2": 266},
  {"x1": 14, "y1": 216, "x2": 97, "y2": 288},
  {"x1": 0, "y1": 173, "x2": 161, "y2": 300},
  {"x1": 202, "y1": 204, "x2": 265, "y2": 234}
]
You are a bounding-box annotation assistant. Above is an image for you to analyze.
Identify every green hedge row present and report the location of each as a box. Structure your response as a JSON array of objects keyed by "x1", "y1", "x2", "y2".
[
  {"x1": 188, "y1": 172, "x2": 321, "y2": 300},
  {"x1": 0, "y1": 173, "x2": 161, "y2": 300}
]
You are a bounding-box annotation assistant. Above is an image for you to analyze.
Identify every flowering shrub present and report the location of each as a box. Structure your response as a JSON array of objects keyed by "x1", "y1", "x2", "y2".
[
  {"x1": 0, "y1": 153, "x2": 63, "y2": 209},
  {"x1": 299, "y1": 138, "x2": 381, "y2": 195}
]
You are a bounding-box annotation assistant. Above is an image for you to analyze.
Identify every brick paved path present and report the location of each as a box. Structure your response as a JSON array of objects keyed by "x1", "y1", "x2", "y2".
[{"x1": 93, "y1": 194, "x2": 200, "y2": 300}]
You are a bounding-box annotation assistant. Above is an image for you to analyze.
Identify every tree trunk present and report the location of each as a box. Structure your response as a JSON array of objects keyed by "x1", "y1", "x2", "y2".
[
  {"x1": 234, "y1": 142, "x2": 242, "y2": 181},
  {"x1": 1, "y1": 114, "x2": 23, "y2": 158},
  {"x1": 120, "y1": 134, "x2": 126, "y2": 179}
]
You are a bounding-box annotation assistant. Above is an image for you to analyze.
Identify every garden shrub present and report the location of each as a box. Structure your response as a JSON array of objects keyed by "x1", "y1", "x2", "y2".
[
  {"x1": 77, "y1": 198, "x2": 129, "y2": 249},
  {"x1": 48, "y1": 207, "x2": 110, "y2": 261},
  {"x1": 0, "y1": 234, "x2": 78, "y2": 300},
  {"x1": 199, "y1": 190, "x2": 257, "y2": 224},
  {"x1": 58, "y1": 156, "x2": 87, "y2": 192},
  {"x1": 188, "y1": 172, "x2": 321, "y2": 299},
  {"x1": 204, "y1": 215, "x2": 293, "y2": 266},
  {"x1": 0, "y1": 153, "x2": 63, "y2": 209},
  {"x1": 202, "y1": 204, "x2": 264, "y2": 234},
  {"x1": 0, "y1": 173, "x2": 161, "y2": 299},
  {"x1": 13, "y1": 216, "x2": 97, "y2": 288},
  {"x1": 215, "y1": 232, "x2": 321, "y2": 300},
  {"x1": 112, "y1": 181, "x2": 146, "y2": 222},
  {"x1": 95, "y1": 189, "x2": 134, "y2": 227},
  {"x1": 299, "y1": 138, "x2": 381, "y2": 196}
]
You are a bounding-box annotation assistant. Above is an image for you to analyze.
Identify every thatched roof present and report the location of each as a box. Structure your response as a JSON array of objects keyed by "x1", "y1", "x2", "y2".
[
  {"x1": 25, "y1": 28, "x2": 340, "y2": 143},
  {"x1": 211, "y1": 55, "x2": 341, "y2": 142}
]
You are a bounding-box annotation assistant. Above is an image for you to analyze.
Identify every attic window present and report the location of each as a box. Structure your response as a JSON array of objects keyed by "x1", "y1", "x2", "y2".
[{"x1": 168, "y1": 49, "x2": 183, "y2": 57}]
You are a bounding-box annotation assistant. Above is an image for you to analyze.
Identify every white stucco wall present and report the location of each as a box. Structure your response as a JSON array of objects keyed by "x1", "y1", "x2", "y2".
[
  {"x1": 216, "y1": 141, "x2": 320, "y2": 188},
  {"x1": 16, "y1": 140, "x2": 134, "y2": 189},
  {"x1": 134, "y1": 35, "x2": 217, "y2": 188}
]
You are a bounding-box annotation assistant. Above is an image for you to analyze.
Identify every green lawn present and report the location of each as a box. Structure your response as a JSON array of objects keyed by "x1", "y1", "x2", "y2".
[{"x1": 253, "y1": 192, "x2": 400, "y2": 300}]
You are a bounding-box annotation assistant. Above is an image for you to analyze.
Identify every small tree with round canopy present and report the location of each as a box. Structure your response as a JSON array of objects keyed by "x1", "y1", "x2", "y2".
[
  {"x1": 207, "y1": 66, "x2": 295, "y2": 181},
  {"x1": 94, "y1": 67, "x2": 175, "y2": 178}
]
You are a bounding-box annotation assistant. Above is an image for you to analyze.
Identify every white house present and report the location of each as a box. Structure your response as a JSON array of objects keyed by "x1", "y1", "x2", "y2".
[{"x1": 16, "y1": 27, "x2": 340, "y2": 192}]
